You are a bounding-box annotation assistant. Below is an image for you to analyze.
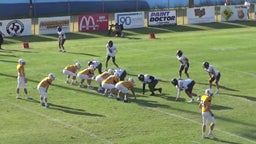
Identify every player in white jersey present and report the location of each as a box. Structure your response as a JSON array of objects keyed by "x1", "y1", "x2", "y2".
[
  {"x1": 114, "y1": 68, "x2": 127, "y2": 81},
  {"x1": 138, "y1": 74, "x2": 162, "y2": 96},
  {"x1": 105, "y1": 40, "x2": 119, "y2": 69},
  {"x1": 88, "y1": 60, "x2": 102, "y2": 74},
  {"x1": 176, "y1": 50, "x2": 190, "y2": 79},
  {"x1": 57, "y1": 26, "x2": 66, "y2": 52},
  {"x1": 171, "y1": 78, "x2": 200, "y2": 103},
  {"x1": 203, "y1": 62, "x2": 221, "y2": 94}
]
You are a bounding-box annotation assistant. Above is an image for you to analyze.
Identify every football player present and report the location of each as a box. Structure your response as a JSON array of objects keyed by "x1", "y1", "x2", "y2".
[
  {"x1": 176, "y1": 50, "x2": 190, "y2": 79},
  {"x1": 114, "y1": 68, "x2": 127, "y2": 81},
  {"x1": 57, "y1": 26, "x2": 66, "y2": 52},
  {"x1": 171, "y1": 78, "x2": 200, "y2": 103},
  {"x1": 115, "y1": 78, "x2": 135, "y2": 102},
  {"x1": 137, "y1": 74, "x2": 162, "y2": 96},
  {"x1": 77, "y1": 65, "x2": 95, "y2": 89},
  {"x1": 37, "y1": 73, "x2": 55, "y2": 108},
  {"x1": 95, "y1": 69, "x2": 115, "y2": 92},
  {"x1": 203, "y1": 62, "x2": 221, "y2": 94},
  {"x1": 88, "y1": 60, "x2": 102, "y2": 74},
  {"x1": 16, "y1": 59, "x2": 32, "y2": 99},
  {"x1": 102, "y1": 72, "x2": 120, "y2": 97},
  {"x1": 105, "y1": 40, "x2": 119, "y2": 69},
  {"x1": 199, "y1": 89, "x2": 215, "y2": 139},
  {"x1": 62, "y1": 62, "x2": 81, "y2": 84}
]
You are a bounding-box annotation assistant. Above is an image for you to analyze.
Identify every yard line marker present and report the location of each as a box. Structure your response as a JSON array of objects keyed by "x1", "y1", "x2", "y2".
[
  {"x1": 1, "y1": 99, "x2": 113, "y2": 144},
  {"x1": 145, "y1": 107, "x2": 256, "y2": 144}
]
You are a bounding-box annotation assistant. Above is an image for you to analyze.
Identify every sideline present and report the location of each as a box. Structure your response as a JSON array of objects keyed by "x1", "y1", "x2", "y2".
[{"x1": 0, "y1": 99, "x2": 113, "y2": 144}]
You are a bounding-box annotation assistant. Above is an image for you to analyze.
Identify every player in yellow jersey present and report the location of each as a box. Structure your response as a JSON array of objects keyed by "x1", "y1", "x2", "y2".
[
  {"x1": 95, "y1": 69, "x2": 115, "y2": 92},
  {"x1": 62, "y1": 62, "x2": 81, "y2": 84},
  {"x1": 199, "y1": 89, "x2": 215, "y2": 139},
  {"x1": 77, "y1": 65, "x2": 95, "y2": 89},
  {"x1": 102, "y1": 72, "x2": 120, "y2": 97},
  {"x1": 16, "y1": 59, "x2": 32, "y2": 99},
  {"x1": 115, "y1": 78, "x2": 135, "y2": 102},
  {"x1": 37, "y1": 73, "x2": 55, "y2": 108}
]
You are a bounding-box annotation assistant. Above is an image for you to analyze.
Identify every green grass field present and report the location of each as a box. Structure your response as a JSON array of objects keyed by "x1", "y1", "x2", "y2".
[{"x1": 0, "y1": 21, "x2": 255, "y2": 144}]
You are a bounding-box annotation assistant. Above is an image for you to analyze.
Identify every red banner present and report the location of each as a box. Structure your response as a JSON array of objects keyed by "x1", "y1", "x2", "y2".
[{"x1": 78, "y1": 13, "x2": 109, "y2": 32}]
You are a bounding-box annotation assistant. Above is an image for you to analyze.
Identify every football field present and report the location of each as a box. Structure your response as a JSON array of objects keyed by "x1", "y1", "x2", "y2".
[{"x1": 0, "y1": 21, "x2": 255, "y2": 144}]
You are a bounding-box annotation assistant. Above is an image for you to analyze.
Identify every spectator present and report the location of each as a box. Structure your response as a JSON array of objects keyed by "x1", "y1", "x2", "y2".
[
  {"x1": 224, "y1": 0, "x2": 231, "y2": 6},
  {"x1": 0, "y1": 31, "x2": 4, "y2": 50},
  {"x1": 244, "y1": 0, "x2": 250, "y2": 19}
]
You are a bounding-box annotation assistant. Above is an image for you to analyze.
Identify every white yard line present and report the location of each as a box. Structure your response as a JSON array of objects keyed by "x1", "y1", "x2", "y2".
[{"x1": 1, "y1": 99, "x2": 113, "y2": 144}]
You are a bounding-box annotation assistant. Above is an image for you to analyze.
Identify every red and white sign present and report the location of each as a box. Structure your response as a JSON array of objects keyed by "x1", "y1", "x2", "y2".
[
  {"x1": 78, "y1": 13, "x2": 108, "y2": 32},
  {"x1": 0, "y1": 19, "x2": 32, "y2": 37}
]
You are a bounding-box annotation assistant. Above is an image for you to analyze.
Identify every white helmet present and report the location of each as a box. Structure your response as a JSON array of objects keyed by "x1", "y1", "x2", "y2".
[
  {"x1": 205, "y1": 89, "x2": 214, "y2": 97},
  {"x1": 75, "y1": 62, "x2": 81, "y2": 69},
  {"x1": 48, "y1": 73, "x2": 56, "y2": 80},
  {"x1": 128, "y1": 77, "x2": 135, "y2": 83},
  {"x1": 108, "y1": 69, "x2": 115, "y2": 74},
  {"x1": 114, "y1": 72, "x2": 120, "y2": 78},
  {"x1": 89, "y1": 64, "x2": 95, "y2": 70},
  {"x1": 18, "y1": 59, "x2": 25, "y2": 65}
]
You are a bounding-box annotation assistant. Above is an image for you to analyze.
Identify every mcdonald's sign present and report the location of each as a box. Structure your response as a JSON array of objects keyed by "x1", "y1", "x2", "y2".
[{"x1": 78, "y1": 14, "x2": 109, "y2": 32}]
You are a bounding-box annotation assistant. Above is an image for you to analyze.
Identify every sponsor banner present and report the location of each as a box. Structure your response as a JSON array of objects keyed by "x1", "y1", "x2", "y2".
[
  {"x1": 38, "y1": 16, "x2": 70, "y2": 34},
  {"x1": 115, "y1": 11, "x2": 144, "y2": 29},
  {"x1": 187, "y1": 6, "x2": 215, "y2": 24},
  {"x1": 220, "y1": 5, "x2": 248, "y2": 21},
  {"x1": 148, "y1": 10, "x2": 176, "y2": 26},
  {"x1": 0, "y1": 19, "x2": 32, "y2": 37},
  {"x1": 78, "y1": 13, "x2": 108, "y2": 32}
]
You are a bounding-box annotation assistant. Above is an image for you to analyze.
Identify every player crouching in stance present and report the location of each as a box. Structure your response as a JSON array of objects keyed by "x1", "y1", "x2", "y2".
[
  {"x1": 16, "y1": 59, "x2": 32, "y2": 99},
  {"x1": 37, "y1": 73, "x2": 55, "y2": 108},
  {"x1": 202, "y1": 62, "x2": 221, "y2": 94},
  {"x1": 101, "y1": 72, "x2": 120, "y2": 97},
  {"x1": 77, "y1": 65, "x2": 95, "y2": 89},
  {"x1": 95, "y1": 69, "x2": 115, "y2": 92},
  {"x1": 88, "y1": 60, "x2": 102, "y2": 74},
  {"x1": 137, "y1": 74, "x2": 162, "y2": 96},
  {"x1": 62, "y1": 62, "x2": 81, "y2": 85},
  {"x1": 115, "y1": 78, "x2": 135, "y2": 102},
  {"x1": 199, "y1": 89, "x2": 215, "y2": 139},
  {"x1": 171, "y1": 78, "x2": 200, "y2": 103}
]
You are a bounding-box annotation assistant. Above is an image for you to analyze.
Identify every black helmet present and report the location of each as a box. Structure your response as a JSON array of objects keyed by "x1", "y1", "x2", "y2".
[
  {"x1": 87, "y1": 61, "x2": 93, "y2": 66},
  {"x1": 57, "y1": 26, "x2": 62, "y2": 32},
  {"x1": 108, "y1": 40, "x2": 113, "y2": 47},
  {"x1": 203, "y1": 62, "x2": 209, "y2": 69},
  {"x1": 171, "y1": 78, "x2": 178, "y2": 86},
  {"x1": 138, "y1": 74, "x2": 144, "y2": 81},
  {"x1": 176, "y1": 50, "x2": 183, "y2": 57}
]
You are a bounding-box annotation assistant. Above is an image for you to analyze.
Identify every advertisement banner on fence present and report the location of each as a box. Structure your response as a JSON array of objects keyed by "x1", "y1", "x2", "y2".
[
  {"x1": 78, "y1": 13, "x2": 108, "y2": 32},
  {"x1": 115, "y1": 11, "x2": 144, "y2": 29},
  {"x1": 38, "y1": 16, "x2": 70, "y2": 35},
  {"x1": 220, "y1": 5, "x2": 248, "y2": 21},
  {"x1": 187, "y1": 6, "x2": 215, "y2": 24},
  {"x1": 148, "y1": 10, "x2": 176, "y2": 26},
  {"x1": 0, "y1": 19, "x2": 31, "y2": 37}
]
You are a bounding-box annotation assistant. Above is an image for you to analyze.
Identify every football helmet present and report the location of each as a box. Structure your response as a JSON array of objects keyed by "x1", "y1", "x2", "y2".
[
  {"x1": 114, "y1": 72, "x2": 120, "y2": 77},
  {"x1": 89, "y1": 64, "x2": 95, "y2": 70},
  {"x1": 18, "y1": 59, "x2": 26, "y2": 65},
  {"x1": 75, "y1": 62, "x2": 81, "y2": 69},
  {"x1": 128, "y1": 77, "x2": 135, "y2": 83},
  {"x1": 137, "y1": 74, "x2": 144, "y2": 81},
  {"x1": 48, "y1": 73, "x2": 56, "y2": 80},
  {"x1": 203, "y1": 62, "x2": 209, "y2": 69},
  {"x1": 108, "y1": 69, "x2": 115, "y2": 74},
  {"x1": 171, "y1": 78, "x2": 178, "y2": 86},
  {"x1": 87, "y1": 61, "x2": 93, "y2": 66},
  {"x1": 57, "y1": 26, "x2": 62, "y2": 32},
  {"x1": 176, "y1": 50, "x2": 183, "y2": 57},
  {"x1": 205, "y1": 89, "x2": 214, "y2": 97},
  {"x1": 108, "y1": 40, "x2": 113, "y2": 47}
]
